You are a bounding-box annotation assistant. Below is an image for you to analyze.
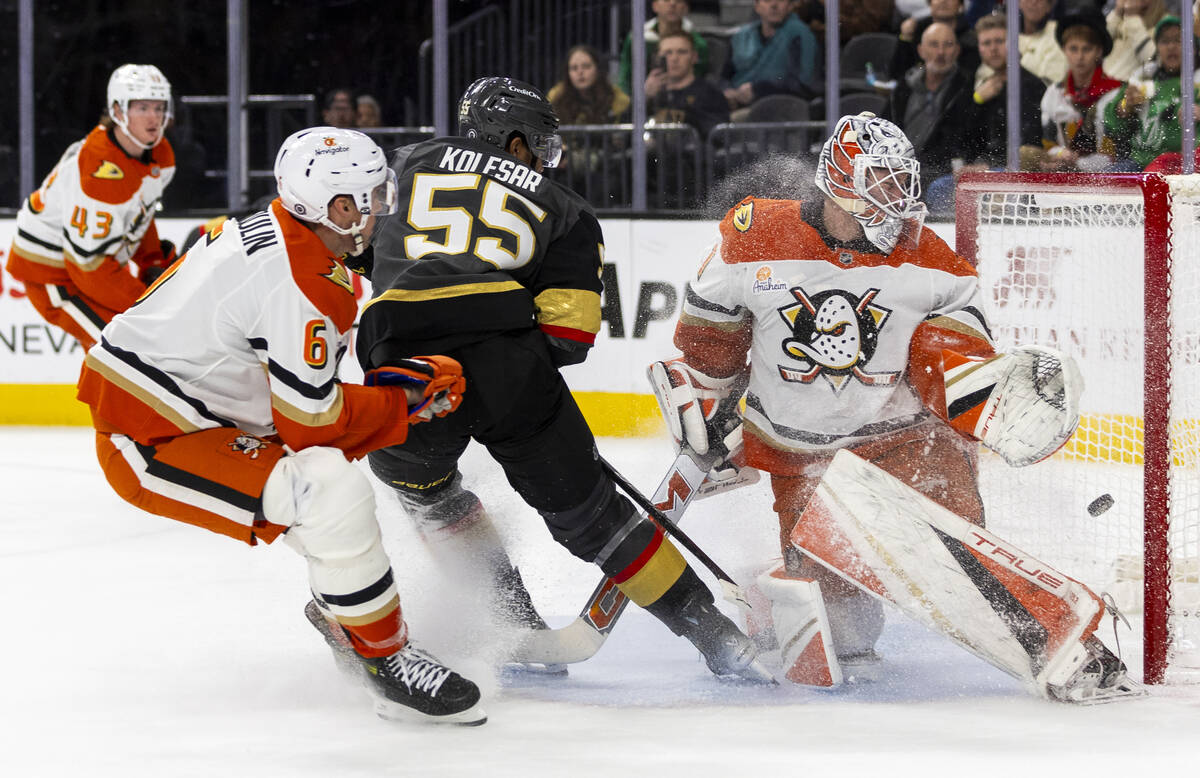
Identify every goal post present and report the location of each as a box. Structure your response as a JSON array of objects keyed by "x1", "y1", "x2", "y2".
[{"x1": 954, "y1": 172, "x2": 1200, "y2": 685}]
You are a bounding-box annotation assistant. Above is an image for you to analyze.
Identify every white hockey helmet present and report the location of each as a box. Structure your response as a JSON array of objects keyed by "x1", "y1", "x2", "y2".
[
  {"x1": 107, "y1": 64, "x2": 173, "y2": 150},
  {"x1": 274, "y1": 126, "x2": 398, "y2": 256},
  {"x1": 814, "y1": 112, "x2": 925, "y2": 253}
]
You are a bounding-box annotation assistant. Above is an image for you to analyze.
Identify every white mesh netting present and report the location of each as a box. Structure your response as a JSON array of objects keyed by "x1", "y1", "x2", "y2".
[{"x1": 968, "y1": 175, "x2": 1200, "y2": 682}]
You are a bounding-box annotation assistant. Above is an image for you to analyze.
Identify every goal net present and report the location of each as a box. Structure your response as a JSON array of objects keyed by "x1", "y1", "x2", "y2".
[{"x1": 955, "y1": 172, "x2": 1200, "y2": 685}]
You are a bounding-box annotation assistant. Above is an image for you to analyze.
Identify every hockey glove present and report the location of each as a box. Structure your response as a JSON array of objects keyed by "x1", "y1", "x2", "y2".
[
  {"x1": 942, "y1": 345, "x2": 1083, "y2": 467},
  {"x1": 137, "y1": 239, "x2": 179, "y2": 286},
  {"x1": 648, "y1": 357, "x2": 747, "y2": 457},
  {"x1": 365, "y1": 355, "x2": 466, "y2": 424}
]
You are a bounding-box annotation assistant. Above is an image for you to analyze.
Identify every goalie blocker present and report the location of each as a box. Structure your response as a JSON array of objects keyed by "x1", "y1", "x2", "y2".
[{"x1": 790, "y1": 450, "x2": 1141, "y2": 704}]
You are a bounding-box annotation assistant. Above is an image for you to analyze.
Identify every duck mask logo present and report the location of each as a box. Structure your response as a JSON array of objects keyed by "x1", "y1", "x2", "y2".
[{"x1": 776, "y1": 285, "x2": 901, "y2": 393}]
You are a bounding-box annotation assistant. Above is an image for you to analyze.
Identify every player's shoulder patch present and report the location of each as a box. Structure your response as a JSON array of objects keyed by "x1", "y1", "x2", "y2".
[
  {"x1": 732, "y1": 199, "x2": 755, "y2": 232},
  {"x1": 76, "y1": 128, "x2": 141, "y2": 203}
]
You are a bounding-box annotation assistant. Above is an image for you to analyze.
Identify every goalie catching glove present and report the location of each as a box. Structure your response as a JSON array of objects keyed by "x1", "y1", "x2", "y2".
[
  {"x1": 648, "y1": 358, "x2": 748, "y2": 457},
  {"x1": 365, "y1": 355, "x2": 466, "y2": 424},
  {"x1": 942, "y1": 345, "x2": 1082, "y2": 467}
]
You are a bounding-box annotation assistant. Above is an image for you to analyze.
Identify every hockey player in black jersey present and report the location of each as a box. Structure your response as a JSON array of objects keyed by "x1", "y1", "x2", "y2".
[{"x1": 356, "y1": 76, "x2": 770, "y2": 683}]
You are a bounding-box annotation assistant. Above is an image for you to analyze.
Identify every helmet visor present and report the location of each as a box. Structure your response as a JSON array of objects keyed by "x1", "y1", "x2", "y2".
[
  {"x1": 369, "y1": 169, "x2": 399, "y2": 216},
  {"x1": 529, "y1": 132, "x2": 563, "y2": 168}
]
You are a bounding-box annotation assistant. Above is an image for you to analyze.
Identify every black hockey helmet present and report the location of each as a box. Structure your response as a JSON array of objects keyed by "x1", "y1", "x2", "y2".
[{"x1": 457, "y1": 76, "x2": 563, "y2": 168}]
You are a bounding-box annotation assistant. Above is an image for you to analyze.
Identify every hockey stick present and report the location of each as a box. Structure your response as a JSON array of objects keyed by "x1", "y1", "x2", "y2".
[
  {"x1": 512, "y1": 445, "x2": 754, "y2": 665},
  {"x1": 599, "y1": 455, "x2": 749, "y2": 609}
]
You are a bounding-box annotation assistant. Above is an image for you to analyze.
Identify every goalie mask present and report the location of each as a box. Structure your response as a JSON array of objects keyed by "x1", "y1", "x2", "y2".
[
  {"x1": 815, "y1": 112, "x2": 926, "y2": 254},
  {"x1": 274, "y1": 127, "x2": 398, "y2": 257},
  {"x1": 107, "y1": 64, "x2": 173, "y2": 151},
  {"x1": 457, "y1": 76, "x2": 563, "y2": 168}
]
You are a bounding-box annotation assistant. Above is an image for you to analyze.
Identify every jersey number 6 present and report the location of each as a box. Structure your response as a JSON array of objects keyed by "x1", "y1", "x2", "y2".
[{"x1": 404, "y1": 172, "x2": 547, "y2": 269}]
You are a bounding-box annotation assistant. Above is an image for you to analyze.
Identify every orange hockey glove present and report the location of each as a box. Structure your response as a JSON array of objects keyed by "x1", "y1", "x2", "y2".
[{"x1": 365, "y1": 355, "x2": 466, "y2": 424}]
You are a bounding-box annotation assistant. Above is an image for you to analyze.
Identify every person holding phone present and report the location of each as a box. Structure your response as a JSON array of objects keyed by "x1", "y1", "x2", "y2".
[{"x1": 646, "y1": 32, "x2": 729, "y2": 139}]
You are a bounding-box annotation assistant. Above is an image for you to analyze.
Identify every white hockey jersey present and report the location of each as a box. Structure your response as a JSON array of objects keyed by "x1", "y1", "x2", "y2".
[
  {"x1": 77, "y1": 200, "x2": 412, "y2": 461},
  {"x1": 7, "y1": 125, "x2": 175, "y2": 311},
  {"x1": 675, "y1": 198, "x2": 995, "y2": 473}
]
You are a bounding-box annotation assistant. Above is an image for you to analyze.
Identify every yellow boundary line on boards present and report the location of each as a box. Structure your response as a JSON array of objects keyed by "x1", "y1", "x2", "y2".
[
  {"x1": 4, "y1": 385, "x2": 1196, "y2": 467},
  {"x1": 0, "y1": 384, "x2": 668, "y2": 437}
]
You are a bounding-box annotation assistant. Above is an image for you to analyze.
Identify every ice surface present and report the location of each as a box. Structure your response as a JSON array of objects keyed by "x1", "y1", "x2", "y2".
[{"x1": 1, "y1": 427, "x2": 1197, "y2": 777}]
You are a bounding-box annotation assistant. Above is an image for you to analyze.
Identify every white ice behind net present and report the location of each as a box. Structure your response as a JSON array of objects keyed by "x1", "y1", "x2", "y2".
[{"x1": 970, "y1": 178, "x2": 1200, "y2": 682}]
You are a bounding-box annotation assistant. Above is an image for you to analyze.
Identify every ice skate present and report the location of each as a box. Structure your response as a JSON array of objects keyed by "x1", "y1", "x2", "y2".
[
  {"x1": 1047, "y1": 636, "x2": 1144, "y2": 704},
  {"x1": 363, "y1": 643, "x2": 486, "y2": 725},
  {"x1": 305, "y1": 600, "x2": 487, "y2": 725},
  {"x1": 662, "y1": 590, "x2": 776, "y2": 683}
]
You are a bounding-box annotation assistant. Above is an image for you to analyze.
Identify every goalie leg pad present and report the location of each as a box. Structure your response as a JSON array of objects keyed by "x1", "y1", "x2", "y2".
[
  {"x1": 757, "y1": 567, "x2": 843, "y2": 687},
  {"x1": 790, "y1": 449, "x2": 1124, "y2": 701}
]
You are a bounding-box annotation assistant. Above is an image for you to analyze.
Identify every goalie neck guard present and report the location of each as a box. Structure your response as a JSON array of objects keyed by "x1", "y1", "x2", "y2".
[
  {"x1": 457, "y1": 76, "x2": 563, "y2": 168},
  {"x1": 814, "y1": 112, "x2": 926, "y2": 254}
]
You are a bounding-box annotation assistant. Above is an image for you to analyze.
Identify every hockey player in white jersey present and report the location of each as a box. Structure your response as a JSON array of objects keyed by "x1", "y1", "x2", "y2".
[
  {"x1": 76, "y1": 127, "x2": 487, "y2": 725},
  {"x1": 7, "y1": 64, "x2": 178, "y2": 349},
  {"x1": 650, "y1": 112, "x2": 1136, "y2": 701}
]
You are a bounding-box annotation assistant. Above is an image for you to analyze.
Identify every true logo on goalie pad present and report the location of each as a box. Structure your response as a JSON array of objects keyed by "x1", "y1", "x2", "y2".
[{"x1": 790, "y1": 450, "x2": 1106, "y2": 696}]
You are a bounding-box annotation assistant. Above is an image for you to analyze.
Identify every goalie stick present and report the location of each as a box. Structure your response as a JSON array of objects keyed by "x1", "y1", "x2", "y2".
[{"x1": 511, "y1": 445, "x2": 758, "y2": 665}]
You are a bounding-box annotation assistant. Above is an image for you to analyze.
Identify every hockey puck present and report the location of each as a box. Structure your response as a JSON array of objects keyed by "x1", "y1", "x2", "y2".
[{"x1": 1087, "y1": 493, "x2": 1115, "y2": 517}]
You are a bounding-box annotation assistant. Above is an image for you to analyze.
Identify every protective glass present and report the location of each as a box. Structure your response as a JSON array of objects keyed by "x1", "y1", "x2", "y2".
[{"x1": 530, "y1": 132, "x2": 563, "y2": 168}]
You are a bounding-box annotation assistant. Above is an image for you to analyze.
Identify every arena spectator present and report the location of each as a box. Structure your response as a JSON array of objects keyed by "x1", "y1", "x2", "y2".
[
  {"x1": 723, "y1": 0, "x2": 820, "y2": 116},
  {"x1": 548, "y1": 44, "x2": 632, "y2": 180},
  {"x1": 1104, "y1": 0, "x2": 1167, "y2": 80},
  {"x1": 549, "y1": 45, "x2": 631, "y2": 124},
  {"x1": 790, "y1": 0, "x2": 896, "y2": 45},
  {"x1": 321, "y1": 88, "x2": 356, "y2": 127},
  {"x1": 1103, "y1": 15, "x2": 1200, "y2": 170},
  {"x1": 356, "y1": 94, "x2": 384, "y2": 127},
  {"x1": 924, "y1": 13, "x2": 1046, "y2": 209},
  {"x1": 890, "y1": 21, "x2": 973, "y2": 209},
  {"x1": 648, "y1": 31, "x2": 730, "y2": 139},
  {"x1": 1019, "y1": 0, "x2": 1069, "y2": 84},
  {"x1": 892, "y1": 0, "x2": 981, "y2": 80},
  {"x1": 1038, "y1": 9, "x2": 1122, "y2": 171},
  {"x1": 647, "y1": 31, "x2": 729, "y2": 207},
  {"x1": 617, "y1": 0, "x2": 709, "y2": 96}
]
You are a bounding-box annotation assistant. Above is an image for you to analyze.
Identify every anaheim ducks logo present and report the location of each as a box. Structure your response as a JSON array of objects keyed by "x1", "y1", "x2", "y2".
[
  {"x1": 732, "y1": 200, "x2": 754, "y2": 232},
  {"x1": 776, "y1": 285, "x2": 900, "y2": 393},
  {"x1": 93, "y1": 160, "x2": 125, "y2": 180},
  {"x1": 323, "y1": 260, "x2": 354, "y2": 294},
  {"x1": 228, "y1": 434, "x2": 268, "y2": 459}
]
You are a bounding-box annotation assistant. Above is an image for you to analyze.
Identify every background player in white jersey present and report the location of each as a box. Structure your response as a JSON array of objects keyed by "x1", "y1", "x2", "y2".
[
  {"x1": 75, "y1": 127, "x2": 486, "y2": 726},
  {"x1": 651, "y1": 113, "x2": 1126, "y2": 692},
  {"x1": 357, "y1": 77, "x2": 771, "y2": 683},
  {"x1": 6, "y1": 64, "x2": 178, "y2": 350}
]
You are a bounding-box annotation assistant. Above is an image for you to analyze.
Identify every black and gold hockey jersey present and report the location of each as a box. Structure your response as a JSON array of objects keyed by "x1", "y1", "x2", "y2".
[{"x1": 358, "y1": 136, "x2": 604, "y2": 369}]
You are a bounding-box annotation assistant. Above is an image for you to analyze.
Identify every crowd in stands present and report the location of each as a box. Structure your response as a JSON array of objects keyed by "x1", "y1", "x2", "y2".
[
  {"x1": 539, "y1": 0, "x2": 1200, "y2": 213},
  {"x1": 319, "y1": 87, "x2": 389, "y2": 128}
]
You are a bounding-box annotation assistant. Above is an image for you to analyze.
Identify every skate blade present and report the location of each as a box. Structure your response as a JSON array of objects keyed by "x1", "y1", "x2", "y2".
[
  {"x1": 838, "y1": 652, "x2": 883, "y2": 684},
  {"x1": 714, "y1": 656, "x2": 778, "y2": 685},
  {"x1": 1050, "y1": 677, "x2": 1147, "y2": 705},
  {"x1": 501, "y1": 661, "x2": 569, "y2": 677},
  {"x1": 372, "y1": 697, "x2": 488, "y2": 726}
]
